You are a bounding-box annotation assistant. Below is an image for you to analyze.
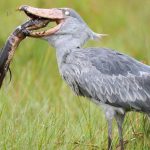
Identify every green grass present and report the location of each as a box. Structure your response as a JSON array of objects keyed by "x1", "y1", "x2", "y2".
[{"x1": 0, "y1": 0, "x2": 150, "y2": 149}]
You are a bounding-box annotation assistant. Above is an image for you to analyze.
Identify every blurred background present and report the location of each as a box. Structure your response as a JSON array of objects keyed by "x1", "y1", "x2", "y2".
[{"x1": 0, "y1": 0, "x2": 150, "y2": 149}]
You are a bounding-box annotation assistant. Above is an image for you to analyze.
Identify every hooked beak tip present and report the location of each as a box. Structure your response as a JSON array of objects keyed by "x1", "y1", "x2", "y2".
[{"x1": 18, "y1": 5, "x2": 29, "y2": 11}]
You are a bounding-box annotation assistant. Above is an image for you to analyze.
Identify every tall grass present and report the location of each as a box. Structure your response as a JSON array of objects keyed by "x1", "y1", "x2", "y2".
[{"x1": 0, "y1": 0, "x2": 150, "y2": 149}]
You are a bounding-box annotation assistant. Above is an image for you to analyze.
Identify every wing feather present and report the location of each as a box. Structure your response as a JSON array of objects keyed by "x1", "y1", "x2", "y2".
[{"x1": 61, "y1": 48, "x2": 150, "y2": 113}]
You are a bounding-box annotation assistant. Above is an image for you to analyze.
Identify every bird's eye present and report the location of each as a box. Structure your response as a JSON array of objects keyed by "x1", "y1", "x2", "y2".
[{"x1": 65, "y1": 11, "x2": 70, "y2": 16}]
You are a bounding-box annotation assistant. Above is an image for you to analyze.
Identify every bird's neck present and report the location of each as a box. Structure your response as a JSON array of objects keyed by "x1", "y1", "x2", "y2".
[
  {"x1": 47, "y1": 34, "x2": 88, "y2": 67},
  {"x1": 55, "y1": 45, "x2": 78, "y2": 68}
]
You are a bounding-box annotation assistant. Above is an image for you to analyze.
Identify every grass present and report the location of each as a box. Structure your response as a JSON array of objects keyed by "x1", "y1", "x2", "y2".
[{"x1": 0, "y1": 0, "x2": 150, "y2": 149}]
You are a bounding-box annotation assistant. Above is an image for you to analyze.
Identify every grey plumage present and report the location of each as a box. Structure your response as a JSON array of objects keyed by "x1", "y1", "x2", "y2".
[{"x1": 60, "y1": 48, "x2": 150, "y2": 113}]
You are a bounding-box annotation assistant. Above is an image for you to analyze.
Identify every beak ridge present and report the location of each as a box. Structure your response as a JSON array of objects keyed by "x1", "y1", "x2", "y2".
[{"x1": 19, "y1": 5, "x2": 64, "y2": 19}]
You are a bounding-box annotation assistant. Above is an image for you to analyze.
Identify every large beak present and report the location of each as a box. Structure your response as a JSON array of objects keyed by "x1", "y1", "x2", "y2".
[{"x1": 19, "y1": 5, "x2": 65, "y2": 37}]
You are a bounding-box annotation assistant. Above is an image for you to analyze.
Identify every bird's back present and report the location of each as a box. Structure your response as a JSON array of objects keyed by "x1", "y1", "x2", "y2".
[{"x1": 59, "y1": 47, "x2": 150, "y2": 113}]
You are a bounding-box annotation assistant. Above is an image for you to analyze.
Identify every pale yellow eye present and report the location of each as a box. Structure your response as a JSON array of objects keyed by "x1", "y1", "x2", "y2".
[{"x1": 65, "y1": 11, "x2": 70, "y2": 16}]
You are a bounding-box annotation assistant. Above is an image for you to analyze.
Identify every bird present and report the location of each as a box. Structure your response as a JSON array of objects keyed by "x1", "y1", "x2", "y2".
[{"x1": 19, "y1": 5, "x2": 150, "y2": 150}]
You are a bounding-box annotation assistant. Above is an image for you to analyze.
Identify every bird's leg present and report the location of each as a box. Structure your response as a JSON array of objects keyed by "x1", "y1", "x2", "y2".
[
  {"x1": 102, "y1": 106, "x2": 115, "y2": 150},
  {"x1": 115, "y1": 113, "x2": 125, "y2": 150},
  {"x1": 107, "y1": 118, "x2": 113, "y2": 150}
]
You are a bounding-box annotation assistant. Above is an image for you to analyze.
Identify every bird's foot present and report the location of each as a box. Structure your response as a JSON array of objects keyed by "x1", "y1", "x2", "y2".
[{"x1": 116, "y1": 140, "x2": 128, "y2": 150}]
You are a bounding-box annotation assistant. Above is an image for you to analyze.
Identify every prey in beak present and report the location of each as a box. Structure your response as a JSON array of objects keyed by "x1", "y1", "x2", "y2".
[{"x1": 19, "y1": 5, "x2": 66, "y2": 37}]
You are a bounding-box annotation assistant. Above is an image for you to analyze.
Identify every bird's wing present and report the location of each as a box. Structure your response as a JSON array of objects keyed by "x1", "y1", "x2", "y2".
[{"x1": 62, "y1": 48, "x2": 150, "y2": 112}]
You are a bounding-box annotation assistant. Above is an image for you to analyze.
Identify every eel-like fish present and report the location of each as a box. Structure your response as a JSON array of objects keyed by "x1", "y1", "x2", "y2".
[{"x1": 0, "y1": 18, "x2": 49, "y2": 87}]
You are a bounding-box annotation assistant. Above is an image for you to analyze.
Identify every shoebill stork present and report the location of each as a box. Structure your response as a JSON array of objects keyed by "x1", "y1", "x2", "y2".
[{"x1": 19, "y1": 5, "x2": 150, "y2": 150}]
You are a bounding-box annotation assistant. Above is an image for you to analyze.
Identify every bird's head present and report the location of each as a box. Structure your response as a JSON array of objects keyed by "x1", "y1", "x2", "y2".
[{"x1": 19, "y1": 5, "x2": 106, "y2": 49}]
